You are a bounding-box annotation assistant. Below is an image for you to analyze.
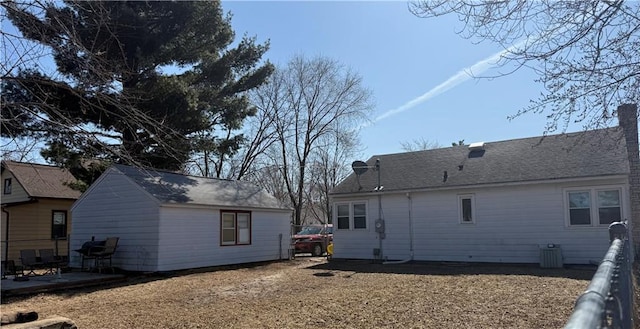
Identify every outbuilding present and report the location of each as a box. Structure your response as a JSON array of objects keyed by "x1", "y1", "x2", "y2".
[{"x1": 70, "y1": 165, "x2": 292, "y2": 272}]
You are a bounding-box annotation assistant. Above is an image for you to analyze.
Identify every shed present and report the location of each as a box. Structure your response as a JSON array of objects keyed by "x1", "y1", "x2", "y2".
[{"x1": 70, "y1": 165, "x2": 292, "y2": 272}]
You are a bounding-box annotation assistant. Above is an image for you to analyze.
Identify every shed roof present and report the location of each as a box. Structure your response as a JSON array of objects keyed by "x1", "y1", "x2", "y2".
[
  {"x1": 331, "y1": 127, "x2": 629, "y2": 195},
  {"x1": 1, "y1": 160, "x2": 81, "y2": 200},
  {"x1": 113, "y1": 165, "x2": 290, "y2": 211}
]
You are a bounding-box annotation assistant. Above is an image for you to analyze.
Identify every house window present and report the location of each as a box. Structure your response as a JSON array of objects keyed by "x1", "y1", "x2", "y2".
[
  {"x1": 334, "y1": 202, "x2": 367, "y2": 230},
  {"x1": 337, "y1": 204, "x2": 350, "y2": 229},
  {"x1": 220, "y1": 211, "x2": 251, "y2": 245},
  {"x1": 597, "y1": 190, "x2": 621, "y2": 225},
  {"x1": 459, "y1": 195, "x2": 475, "y2": 223},
  {"x1": 52, "y1": 210, "x2": 67, "y2": 239},
  {"x1": 3, "y1": 178, "x2": 11, "y2": 194},
  {"x1": 568, "y1": 191, "x2": 591, "y2": 225},
  {"x1": 567, "y1": 188, "x2": 622, "y2": 226}
]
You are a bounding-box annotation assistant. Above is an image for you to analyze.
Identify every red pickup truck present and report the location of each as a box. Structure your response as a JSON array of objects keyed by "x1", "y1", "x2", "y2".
[{"x1": 294, "y1": 224, "x2": 333, "y2": 256}]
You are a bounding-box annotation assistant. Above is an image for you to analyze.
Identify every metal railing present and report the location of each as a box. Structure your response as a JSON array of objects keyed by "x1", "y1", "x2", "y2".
[
  {"x1": 564, "y1": 220, "x2": 635, "y2": 329},
  {"x1": 2, "y1": 237, "x2": 69, "y2": 262}
]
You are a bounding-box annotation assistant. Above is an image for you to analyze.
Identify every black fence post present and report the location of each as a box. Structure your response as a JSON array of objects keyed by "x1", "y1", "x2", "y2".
[{"x1": 609, "y1": 222, "x2": 633, "y2": 329}]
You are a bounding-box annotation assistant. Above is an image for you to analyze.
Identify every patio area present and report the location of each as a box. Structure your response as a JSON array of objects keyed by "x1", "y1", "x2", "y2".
[{"x1": 1, "y1": 271, "x2": 126, "y2": 297}]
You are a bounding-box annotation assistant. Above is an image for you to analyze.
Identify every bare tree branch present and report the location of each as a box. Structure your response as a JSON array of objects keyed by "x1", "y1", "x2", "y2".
[{"x1": 410, "y1": 0, "x2": 640, "y2": 131}]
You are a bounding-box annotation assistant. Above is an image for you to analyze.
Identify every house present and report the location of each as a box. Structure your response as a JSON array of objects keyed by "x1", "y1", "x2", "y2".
[
  {"x1": 330, "y1": 105, "x2": 639, "y2": 265},
  {"x1": 1, "y1": 161, "x2": 81, "y2": 262},
  {"x1": 70, "y1": 164, "x2": 292, "y2": 272}
]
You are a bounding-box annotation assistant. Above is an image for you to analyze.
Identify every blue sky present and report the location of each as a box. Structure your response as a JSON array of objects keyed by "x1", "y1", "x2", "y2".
[
  {"x1": 2, "y1": 1, "x2": 589, "y2": 163},
  {"x1": 222, "y1": 1, "x2": 583, "y2": 158}
]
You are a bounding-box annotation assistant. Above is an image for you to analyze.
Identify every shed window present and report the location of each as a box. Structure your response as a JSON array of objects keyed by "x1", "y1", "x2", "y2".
[
  {"x1": 4, "y1": 178, "x2": 11, "y2": 194},
  {"x1": 52, "y1": 210, "x2": 67, "y2": 239},
  {"x1": 566, "y1": 188, "x2": 622, "y2": 226},
  {"x1": 334, "y1": 202, "x2": 367, "y2": 230},
  {"x1": 221, "y1": 211, "x2": 251, "y2": 245}
]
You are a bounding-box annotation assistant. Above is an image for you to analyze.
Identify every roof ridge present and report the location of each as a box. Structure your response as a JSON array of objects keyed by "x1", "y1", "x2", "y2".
[
  {"x1": 114, "y1": 164, "x2": 249, "y2": 183},
  {"x1": 2, "y1": 160, "x2": 66, "y2": 169},
  {"x1": 371, "y1": 126, "x2": 621, "y2": 158}
]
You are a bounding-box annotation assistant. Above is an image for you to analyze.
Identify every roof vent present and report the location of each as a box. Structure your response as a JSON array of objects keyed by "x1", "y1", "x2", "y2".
[{"x1": 468, "y1": 142, "x2": 485, "y2": 151}]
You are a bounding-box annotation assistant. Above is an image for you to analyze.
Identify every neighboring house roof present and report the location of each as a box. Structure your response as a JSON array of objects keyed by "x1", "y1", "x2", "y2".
[
  {"x1": 331, "y1": 127, "x2": 629, "y2": 195},
  {"x1": 112, "y1": 164, "x2": 291, "y2": 211},
  {"x1": 1, "y1": 160, "x2": 82, "y2": 200}
]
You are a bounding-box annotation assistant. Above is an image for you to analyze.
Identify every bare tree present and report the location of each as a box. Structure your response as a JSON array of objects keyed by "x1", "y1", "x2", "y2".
[
  {"x1": 186, "y1": 74, "x2": 285, "y2": 180},
  {"x1": 1, "y1": 137, "x2": 40, "y2": 162},
  {"x1": 410, "y1": 1, "x2": 640, "y2": 131},
  {"x1": 304, "y1": 125, "x2": 362, "y2": 225},
  {"x1": 255, "y1": 55, "x2": 373, "y2": 226},
  {"x1": 400, "y1": 138, "x2": 441, "y2": 151}
]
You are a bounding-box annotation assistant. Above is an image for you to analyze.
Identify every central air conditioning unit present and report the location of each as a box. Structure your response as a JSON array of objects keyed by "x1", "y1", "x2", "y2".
[{"x1": 539, "y1": 244, "x2": 563, "y2": 268}]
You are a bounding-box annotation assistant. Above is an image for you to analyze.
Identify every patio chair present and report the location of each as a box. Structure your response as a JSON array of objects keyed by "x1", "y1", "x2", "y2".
[
  {"x1": 2, "y1": 260, "x2": 24, "y2": 278},
  {"x1": 39, "y1": 249, "x2": 61, "y2": 275},
  {"x1": 91, "y1": 237, "x2": 119, "y2": 273},
  {"x1": 20, "y1": 249, "x2": 44, "y2": 276}
]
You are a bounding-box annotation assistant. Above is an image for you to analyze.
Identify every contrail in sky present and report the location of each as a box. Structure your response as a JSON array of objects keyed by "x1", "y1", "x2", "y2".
[{"x1": 362, "y1": 39, "x2": 528, "y2": 129}]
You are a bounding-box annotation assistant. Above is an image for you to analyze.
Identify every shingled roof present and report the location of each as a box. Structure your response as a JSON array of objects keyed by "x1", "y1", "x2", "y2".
[
  {"x1": 112, "y1": 164, "x2": 290, "y2": 210},
  {"x1": 1, "y1": 161, "x2": 82, "y2": 200},
  {"x1": 331, "y1": 127, "x2": 629, "y2": 195}
]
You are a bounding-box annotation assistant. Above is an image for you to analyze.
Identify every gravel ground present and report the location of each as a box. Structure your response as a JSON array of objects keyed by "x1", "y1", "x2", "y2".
[{"x1": 1, "y1": 258, "x2": 597, "y2": 329}]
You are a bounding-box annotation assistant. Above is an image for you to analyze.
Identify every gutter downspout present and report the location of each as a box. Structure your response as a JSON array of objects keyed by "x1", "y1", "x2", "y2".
[
  {"x1": 378, "y1": 192, "x2": 383, "y2": 259},
  {"x1": 383, "y1": 192, "x2": 414, "y2": 265},
  {"x1": 2, "y1": 207, "x2": 9, "y2": 262}
]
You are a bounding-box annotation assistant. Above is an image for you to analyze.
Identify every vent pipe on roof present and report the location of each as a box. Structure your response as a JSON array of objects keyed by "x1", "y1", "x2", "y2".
[{"x1": 469, "y1": 142, "x2": 485, "y2": 151}]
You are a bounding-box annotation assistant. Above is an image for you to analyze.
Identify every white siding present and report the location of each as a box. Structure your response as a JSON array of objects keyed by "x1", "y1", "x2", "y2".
[
  {"x1": 71, "y1": 167, "x2": 292, "y2": 272},
  {"x1": 70, "y1": 169, "x2": 160, "y2": 272},
  {"x1": 157, "y1": 206, "x2": 291, "y2": 272},
  {"x1": 332, "y1": 198, "x2": 379, "y2": 258},
  {"x1": 333, "y1": 177, "x2": 630, "y2": 264}
]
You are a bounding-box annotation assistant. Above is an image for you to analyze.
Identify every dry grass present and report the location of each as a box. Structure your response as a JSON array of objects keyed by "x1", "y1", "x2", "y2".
[{"x1": 1, "y1": 258, "x2": 594, "y2": 329}]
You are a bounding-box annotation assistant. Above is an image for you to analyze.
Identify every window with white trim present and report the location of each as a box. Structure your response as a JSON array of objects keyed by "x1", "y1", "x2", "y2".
[
  {"x1": 334, "y1": 202, "x2": 368, "y2": 230},
  {"x1": 458, "y1": 194, "x2": 475, "y2": 224},
  {"x1": 566, "y1": 188, "x2": 622, "y2": 226},
  {"x1": 220, "y1": 211, "x2": 251, "y2": 245}
]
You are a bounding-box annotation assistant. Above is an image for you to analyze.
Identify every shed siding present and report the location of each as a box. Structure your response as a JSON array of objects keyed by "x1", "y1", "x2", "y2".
[
  {"x1": 70, "y1": 170, "x2": 160, "y2": 272},
  {"x1": 157, "y1": 206, "x2": 291, "y2": 272},
  {"x1": 333, "y1": 178, "x2": 629, "y2": 264}
]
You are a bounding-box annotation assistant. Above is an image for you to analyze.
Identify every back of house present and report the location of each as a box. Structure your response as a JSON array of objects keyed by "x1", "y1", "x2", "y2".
[{"x1": 330, "y1": 107, "x2": 638, "y2": 265}]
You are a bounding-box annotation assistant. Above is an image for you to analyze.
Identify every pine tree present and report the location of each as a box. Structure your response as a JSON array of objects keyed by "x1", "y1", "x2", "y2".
[{"x1": 2, "y1": 0, "x2": 273, "y2": 173}]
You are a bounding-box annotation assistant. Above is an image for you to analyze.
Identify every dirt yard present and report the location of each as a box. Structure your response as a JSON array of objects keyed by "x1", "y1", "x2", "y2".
[{"x1": 1, "y1": 258, "x2": 595, "y2": 329}]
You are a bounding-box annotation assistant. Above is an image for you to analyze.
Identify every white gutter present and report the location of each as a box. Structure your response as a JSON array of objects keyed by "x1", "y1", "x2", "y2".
[{"x1": 332, "y1": 174, "x2": 629, "y2": 198}]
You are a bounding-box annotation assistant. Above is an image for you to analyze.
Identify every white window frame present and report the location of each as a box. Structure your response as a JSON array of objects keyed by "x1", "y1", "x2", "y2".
[
  {"x1": 334, "y1": 201, "x2": 368, "y2": 230},
  {"x1": 564, "y1": 187, "x2": 623, "y2": 227},
  {"x1": 458, "y1": 194, "x2": 475, "y2": 224}
]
